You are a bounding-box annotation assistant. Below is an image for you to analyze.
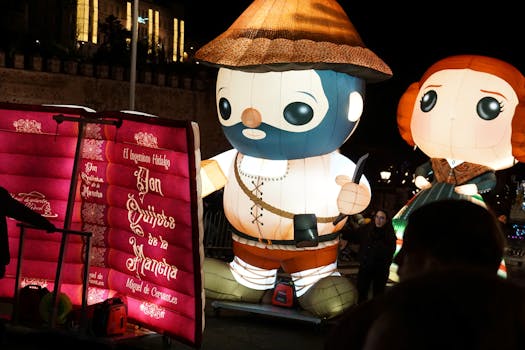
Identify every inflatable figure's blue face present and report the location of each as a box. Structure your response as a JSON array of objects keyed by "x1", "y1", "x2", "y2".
[{"x1": 216, "y1": 68, "x2": 366, "y2": 160}]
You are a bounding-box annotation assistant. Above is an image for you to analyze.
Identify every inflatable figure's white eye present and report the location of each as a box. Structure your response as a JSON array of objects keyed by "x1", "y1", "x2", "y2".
[{"x1": 348, "y1": 92, "x2": 363, "y2": 122}]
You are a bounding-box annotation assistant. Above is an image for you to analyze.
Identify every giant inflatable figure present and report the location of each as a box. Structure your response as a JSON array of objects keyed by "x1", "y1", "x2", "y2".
[
  {"x1": 195, "y1": 0, "x2": 391, "y2": 318},
  {"x1": 392, "y1": 55, "x2": 525, "y2": 277}
]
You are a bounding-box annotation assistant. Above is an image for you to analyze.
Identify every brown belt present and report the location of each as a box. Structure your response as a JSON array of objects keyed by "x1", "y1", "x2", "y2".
[{"x1": 231, "y1": 226, "x2": 340, "y2": 246}]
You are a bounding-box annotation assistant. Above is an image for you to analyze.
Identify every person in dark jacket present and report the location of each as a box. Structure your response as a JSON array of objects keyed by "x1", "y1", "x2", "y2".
[
  {"x1": 361, "y1": 269, "x2": 525, "y2": 350},
  {"x1": 325, "y1": 199, "x2": 509, "y2": 350},
  {"x1": 352, "y1": 209, "x2": 396, "y2": 303},
  {"x1": 0, "y1": 186, "x2": 56, "y2": 278}
]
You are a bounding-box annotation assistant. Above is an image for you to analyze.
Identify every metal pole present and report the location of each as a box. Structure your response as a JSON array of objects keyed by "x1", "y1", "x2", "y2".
[{"x1": 130, "y1": 0, "x2": 139, "y2": 110}]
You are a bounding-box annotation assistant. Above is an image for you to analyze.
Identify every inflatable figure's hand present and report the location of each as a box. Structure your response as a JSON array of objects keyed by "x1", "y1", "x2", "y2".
[
  {"x1": 200, "y1": 159, "x2": 228, "y2": 198},
  {"x1": 415, "y1": 175, "x2": 432, "y2": 190},
  {"x1": 454, "y1": 183, "x2": 478, "y2": 195},
  {"x1": 336, "y1": 176, "x2": 371, "y2": 215}
]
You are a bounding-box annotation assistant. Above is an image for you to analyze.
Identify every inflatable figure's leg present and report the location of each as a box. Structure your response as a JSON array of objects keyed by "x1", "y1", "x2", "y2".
[
  {"x1": 389, "y1": 209, "x2": 406, "y2": 284},
  {"x1": 293, "y1": 262, "x2": 357, "y2": 319},
  {"x1": 203, "y1": 256, "x2": 275, "y2": 303}
]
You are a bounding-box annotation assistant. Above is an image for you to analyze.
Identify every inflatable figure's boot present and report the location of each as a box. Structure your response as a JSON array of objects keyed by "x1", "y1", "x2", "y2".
[
  {"x1": 203, "y1": 257, "x2": 265, "y2": 303},
  {"x1": 298, "y1": 276, "x2": 357, "y2": 319}
]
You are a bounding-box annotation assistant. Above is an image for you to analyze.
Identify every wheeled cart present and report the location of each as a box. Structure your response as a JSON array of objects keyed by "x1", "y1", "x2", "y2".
[{"x1": 11, "y1": 224, "x2": 92, "y2": 332}]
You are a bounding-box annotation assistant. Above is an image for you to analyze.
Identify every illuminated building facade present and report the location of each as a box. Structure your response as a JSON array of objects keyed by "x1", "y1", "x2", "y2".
[{"x1": 0, "y1": 0, "x2": 187, "y2": 63}]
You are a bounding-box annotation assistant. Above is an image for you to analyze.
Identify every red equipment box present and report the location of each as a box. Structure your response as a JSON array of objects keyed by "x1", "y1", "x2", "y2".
[
  {"x1": 91, "y1": 297, "x2": 127, "y2": 336},
  {"x1": 271, "y1": 279, "x2": 295, "y2": 308}
]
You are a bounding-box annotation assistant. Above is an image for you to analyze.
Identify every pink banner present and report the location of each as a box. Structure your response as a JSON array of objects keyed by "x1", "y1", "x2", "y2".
[
  {"x1": 0, "y1": 108, "x2": 80, "y2": 136},
  {"x1": 0, "y1": 104, "x2": 89, "y2": 302},
  {"x1": 105, "y1": 226, "x2": 194, "y2": 254},
  {"x1": 0, "y1": 175, "x2": 75, "y2": 201},
  {"x1": 103, "y1": 120, "x2": 190, "y2": 153},
  {"x1": 106, "y1": 163, "x2": 191, "y2": 199},
  {"x1": 10, "y1": 239, "x2": 85, "y2": 262},
  {"x1": 124, "y1": 295, "x2": 197, "y2": 343},
  {"x1": 108, "y1": 269, "x2": 197, "y2": 318},
  {"x1": 103, "y1": 142, "x2": 190, "y2": 178},
  {"x1": 104, "y1": 239, "x2": 196, "y2": 288},
  {"x1": 7, "y1": 259, "x2": 86, "y2": 284},
  {"x1": 0, "y1": 105, "x2": 202, "y2": 346},
  {"x1": 80, "y1": 203, "x2": 193, "y2": 236},
  {"x1": 7, "y1": 221, "x2": 87, "y2": 243},
  {"x1": 80, "y1": 180, "x2": 191, "y2": 205},
  {"x1": 81, "y1": 111, "x2": 202, "y2": 345},
  {"x1": 0, "y1": 133, "x2": 78, "y2": 157},
  {"x1": 0, "y1": 154, "x2": 75, "y2": 178}
]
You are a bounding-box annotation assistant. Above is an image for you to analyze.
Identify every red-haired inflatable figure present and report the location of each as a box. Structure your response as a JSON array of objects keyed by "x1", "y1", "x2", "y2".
[
  {"x1": 196, "y1": 0, "x2": 391, "y2": 318},
  {"x1": 392, "y1": 55, "x2": 525, "y2": 278}
]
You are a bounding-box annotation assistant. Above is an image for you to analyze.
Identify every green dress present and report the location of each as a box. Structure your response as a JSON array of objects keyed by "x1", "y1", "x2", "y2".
[{"x1": 392, "y1": 158, "x2": 496, "y2": 235}]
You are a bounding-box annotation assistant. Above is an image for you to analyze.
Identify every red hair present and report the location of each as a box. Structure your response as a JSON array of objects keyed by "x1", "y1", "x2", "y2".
[{"x1": 397, "y1": 55, "x2": 525, "y2": 162}]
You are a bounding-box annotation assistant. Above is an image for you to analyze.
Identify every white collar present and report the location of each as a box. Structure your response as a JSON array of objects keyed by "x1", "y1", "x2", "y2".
[{"x1": 446, "y1": 159, "x2": 464, "y2": 168}]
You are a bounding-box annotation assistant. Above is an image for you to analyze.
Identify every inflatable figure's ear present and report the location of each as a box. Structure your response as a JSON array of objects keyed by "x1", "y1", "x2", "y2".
[
  {"x1": 512, "y1": 100, "x2": 525, "y2": 162},
  {"x1": 396, "y1": 82, "x2": 420, "y2": 147}
]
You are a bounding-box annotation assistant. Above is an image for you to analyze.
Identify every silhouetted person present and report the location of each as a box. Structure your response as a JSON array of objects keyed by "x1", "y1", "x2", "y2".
[
  {"x1": 0, "y1": 186, "x2": 56, "y2": 278},
  {"x1": 394, "y1": 200, "x2": 505, "y2": 280},
  {"x1": 338, "y1": 213, "x2": 369, "y2": 265},
  {"x1": 495, "y1": 212, "x2": 513, "y2": 241},
  {"x1": 351, "y1": 209, "x2": 396, "y2": 303},
  {"x1": 325, "y1": 199, "x2": 508, "y2": 350},
  {"x1": 362, "y1": 270, "x2": 525, "y2": 350}
]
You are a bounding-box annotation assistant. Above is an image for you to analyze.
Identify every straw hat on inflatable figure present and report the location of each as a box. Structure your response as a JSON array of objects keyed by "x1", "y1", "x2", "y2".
[
  {"x1": 391, "y1": 55, "x2": 525, "y2": 280},
  {"x1": 196, "y1": 0, "x2": 391, "y2": 318}
]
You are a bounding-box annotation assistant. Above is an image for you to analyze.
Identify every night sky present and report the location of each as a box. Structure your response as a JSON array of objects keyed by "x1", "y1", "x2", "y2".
[{"x1": 183, "y1": 1, "x2": 524, "y2": 174}]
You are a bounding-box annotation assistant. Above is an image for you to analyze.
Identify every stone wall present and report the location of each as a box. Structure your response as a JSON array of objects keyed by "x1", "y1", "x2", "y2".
[{"x1": 0, "y1": 54, "x2": 230, "y2": 160}]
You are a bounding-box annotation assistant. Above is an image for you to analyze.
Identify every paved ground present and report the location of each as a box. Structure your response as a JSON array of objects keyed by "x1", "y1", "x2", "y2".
[
  {"x1": 1, "y1": 299, "x2": 334, "y2": 350},
  {"x1": 0, "y1": 264, "x2": 357, "y2": 350},
  {"x1": 2, "y1": 258, "x2": 524, "y2": 350},
  {"x1": 0, "y1": 266, "x2": 360, "y2": 350}
]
